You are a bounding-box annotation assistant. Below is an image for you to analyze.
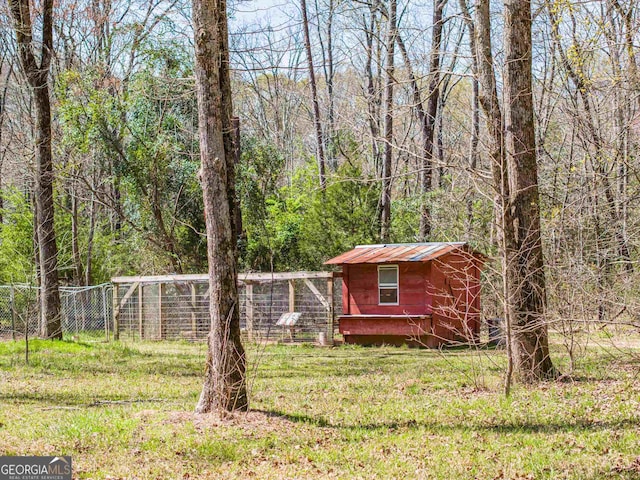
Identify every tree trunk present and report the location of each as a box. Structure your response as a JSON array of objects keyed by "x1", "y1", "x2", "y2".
[
  {"x1": 503, "y1": 0, "x2": 556, "y2": 381},
  {"x1": 85, "y1": 191, "x2": 96, "y2": 286},
  {"x1": 418, "y1": 0, "x2": 447, "y2": 240},
  {"x1": 326, "y1": 0, "x2": 336, "y2": 171},
  {"x1": 301, "y1": 0, "x2": 327, "y2": 189},
  {"x1": 476, "y1": 0, "x2": 515, "y2": 392},
  {"x1": 34, "y1": 65, "x2": 63, "y2": 339},
  {"x1": 316, "y1": 0, "x2": 336, "y2": 171},
  {"x1": 71, "y1": 188, "x2": 84, "y2": 285},
  {"x1": 459, "y1": 0, "x2": 479, "y2": 238},
  {"x1": 476, "y1": 0, "x2": 506, "y2": 239},
  {"x1": 380, "y1": 0, "x2": 396, "y2": 242},
  {"x1": 10, "y1": 0, "x2": 62, "y2": 339},
  {"x1": 192, "y1": 0, "x2": 248, "y2": 413},
  {"x1": 0, "y1": 57, "x2": 12, "y2": 226},
  {"x1": 364, "y1": 9, "x2": 382, "y2": 176}
]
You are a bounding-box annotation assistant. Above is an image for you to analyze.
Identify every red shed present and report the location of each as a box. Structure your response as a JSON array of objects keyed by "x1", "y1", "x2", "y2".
[{"x1": 325, "y1": 242, "x2": 485, "y2": 347}]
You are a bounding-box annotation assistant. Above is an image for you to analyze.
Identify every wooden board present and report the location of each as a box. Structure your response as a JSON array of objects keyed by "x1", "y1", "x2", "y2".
[
  {"x1": 112, "y1": 271, "x2": 337, "y2": 284},
  {"x1": 338, "y1": 315, "x2": 432, "y2": 336}
]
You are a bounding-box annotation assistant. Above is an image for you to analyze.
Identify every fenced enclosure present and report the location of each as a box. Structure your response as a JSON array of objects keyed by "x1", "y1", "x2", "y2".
[
  {"x1": 0, "y1": 275, "x2": 503, "y2": 346},
  {"x1": 112, "y1": 272, "x2": 342, "y2": 344},
  {"x1": 0, "y1": 284, "x2": 112, "y2": 340}
]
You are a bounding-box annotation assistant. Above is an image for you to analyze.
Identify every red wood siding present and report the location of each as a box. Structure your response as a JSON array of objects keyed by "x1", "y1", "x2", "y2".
[
  {"x1": 343, "y1": 334, "x2": 440, "y2": 348},
  {"x1": 339, "y1": 315, "x2": 431, "y2": 336},
  {"x1": 342, "y1": 265, "x2": 351, "y2": 315},
  {"x1": 336, "y1": 249, "x2": 482, "y2": 347},
  {"x1": 346, "y1": 263, "x2": 431, "y2": 315},
  {"x1": 429, "y1": 252, "x2": 481, "y2": 342}
]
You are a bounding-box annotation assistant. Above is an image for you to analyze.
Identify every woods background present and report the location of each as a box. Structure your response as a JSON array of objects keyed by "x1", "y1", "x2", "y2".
[{"x1": 1, "y1": 0, "x2": 639, "y2": 341}]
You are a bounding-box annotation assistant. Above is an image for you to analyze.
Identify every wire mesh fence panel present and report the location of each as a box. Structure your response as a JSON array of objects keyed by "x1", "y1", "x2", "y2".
[
  {"x1": 241, "y1": 277, "x2": 340, "y2": 343},
  {"x1": 114, "y1": 283, "x2": 142, "y2": 341},
  {"x1": 0, "y1": 276, "x2": 338, "y2": 343},
  {"x1": 333, "y1": 277, "x2": 343, "y2": 338},
  {"x1": 161, "y1": 283, "x2": 210, "y2": 340},
  {"x1": 60, "y1": 285, "x2": 112, "y2": 338},
  {"x1": 0, "y1": 284, "x2": 112, "y2": 340},
  {"x1": 0, "y1": 286, "x2": 40, "y2": 340},
  {"x1": 112, "y1": 273, "x2": 341, "y2": 344}
]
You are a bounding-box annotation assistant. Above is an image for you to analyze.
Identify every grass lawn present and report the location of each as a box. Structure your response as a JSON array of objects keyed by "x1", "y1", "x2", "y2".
[{"x1": 1, "y1": 336, "x2": 640, "y2": 479}]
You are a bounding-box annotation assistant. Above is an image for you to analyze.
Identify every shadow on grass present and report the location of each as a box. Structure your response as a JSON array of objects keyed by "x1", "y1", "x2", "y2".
[
  {"x1": 0, "y1": 391, "x2": 182, "y2": 407},
  {"x1": 0, "y1": 391, "x2": 113, "y2": 406},
  {"x1": 555, "y1": 375, "x2": 619, "y2": 383},
  {"x1": 256, "y1": 409, "x2": 640, "y2": 435}
]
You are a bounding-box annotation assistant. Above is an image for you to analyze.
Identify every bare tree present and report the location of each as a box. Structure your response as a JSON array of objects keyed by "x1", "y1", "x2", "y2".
[
  {"x1": 9, "y1": 0, "x2": 62, "y2": 339},
  {"x1": 380, "y1": 0, "x2": 396, "y2": 242},
  {"x1": 417, "y1": 0, "x2": 448, "y2": 241},
  {"x1": 475, "y1": 0, "x2": 517, "y2": 392},
  {"x1": 458, "y1": 0, "x2": 479, "y2": 238},
  {"x1": 301, "y1": 0, "x2": 327, "y2": 189},
  {"x1": 192, "y1": 0, "x2": 248, "y2": 412},
  {"x1": 0, "y1": 52, "x2": 13, "y2": 225},
  {"x1": 315, "y1": 0, "x2": 337, "y2": 171},
  {"x1": 362, "y1": 6, "x2": 383, "y2": 176},
  {"x1": 503, "y1": 0, "x2": 557, "y2": 381},
  {"x1": 545, "y1": 2, "x2": 633, "y2": 327}
]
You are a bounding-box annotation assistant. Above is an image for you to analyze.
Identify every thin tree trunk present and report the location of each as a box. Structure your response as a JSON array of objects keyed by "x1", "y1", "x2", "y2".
[
  {"x1": 0, "y1": 57, "x2": 12, "y2": 226},
  {"x1": 32, "y1": 192, "x2": 41, "y2": 332},
  {"x1": 70, "y1": 188, "x2": 84, "y2": 285},
  {"x1": 437, "y1": 95, "x2": 445, "y2": 187},
  {"x1": 418, "y1": 0, "x2": 447, "y2": 240},
  {"x1": 192, "y1": 0, "x2": 248, "y2": 413},
  {"x1": 380, "y1": 0, "x2": 396, "y2": 242},
  {"x1": 301, "y1": 0, "x2": 326, "y2": 188},
  {"x1": 610, "y1": 0, "x2": 638, "y2": 99},
  {"x1": 10, "y1": 0, "x2": 62, "y2": 339},
  {"x1": 458, "y1": 0, "x2": 479, "y2": 238},
  {"x1": 476, "y1": 0, "x2": 506, "y2": 250},
  {"x1": 316, "y1": 0, "x2": 336, "y2": 170},
  {"x1": 503, "y1": 0, "x2": 557, "y2": 381},
  {"x1": 604, "y1": 2, "x2": 630, "y2": 281},
  {"x1": 85, "y1": 191, "x2": 96, "y2": 286},
  {"x1": 476, "y1": 0, "x2": 515, "y2": 392},
  {"x1": 327, "y1": 0, "x2": 336, "y2": 171},
  {"x1": 364, "y1": 10, "x2": 382, "y2": 177}
]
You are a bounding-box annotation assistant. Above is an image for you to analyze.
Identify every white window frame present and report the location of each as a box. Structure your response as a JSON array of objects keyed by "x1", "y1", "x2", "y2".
[{"x1": 378, "y1": 264, "x2": 399, "y2": 305}]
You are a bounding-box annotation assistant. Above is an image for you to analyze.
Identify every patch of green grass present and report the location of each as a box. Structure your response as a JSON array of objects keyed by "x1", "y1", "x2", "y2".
[{"x1": 1, "y1": 336, "x2": 639, "y2": 478}]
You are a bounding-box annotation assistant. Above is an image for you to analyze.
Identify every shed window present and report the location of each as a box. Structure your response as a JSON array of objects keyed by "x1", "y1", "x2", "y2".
[{"x1": 378, "y1": 265, "x2": 399, "y2": 304}]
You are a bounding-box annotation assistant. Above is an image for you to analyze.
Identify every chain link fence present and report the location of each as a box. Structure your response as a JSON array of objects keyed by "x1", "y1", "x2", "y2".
[{"x1": 0, "y1": 284, "x2": 112, "y2": 340}]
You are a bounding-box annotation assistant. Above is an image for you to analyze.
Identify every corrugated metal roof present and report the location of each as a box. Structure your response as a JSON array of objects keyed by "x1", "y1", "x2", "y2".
[{"x1": 324, "y1": 242, "x2": 479, "y2": 265}]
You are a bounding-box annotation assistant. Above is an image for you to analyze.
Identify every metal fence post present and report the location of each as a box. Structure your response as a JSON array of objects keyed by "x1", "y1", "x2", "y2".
[
  {"x1": 113, "y1": 283, "x2": 120, "y2": 340},
  {"x1": 102, "y1": 285, "x2": 109, "y2": 341},
  {"x1": 73, "y1": 291, "x2": 79, "y2": 335},
  {"x1": 158, "y1": 283, "x2": 165, "y2": 340},
  {"x1": 10, "y1": 285, "x2": 16, "y2": 341},
  {"x1": 246, "y1": 283, "x2": 254, "y2": 341},
  {"x1": 138, "y1": 283, "x2": 144, "y2": 340},
  {"x1": 327, "y1": 277, "x2": 334, "y2": 345}
]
